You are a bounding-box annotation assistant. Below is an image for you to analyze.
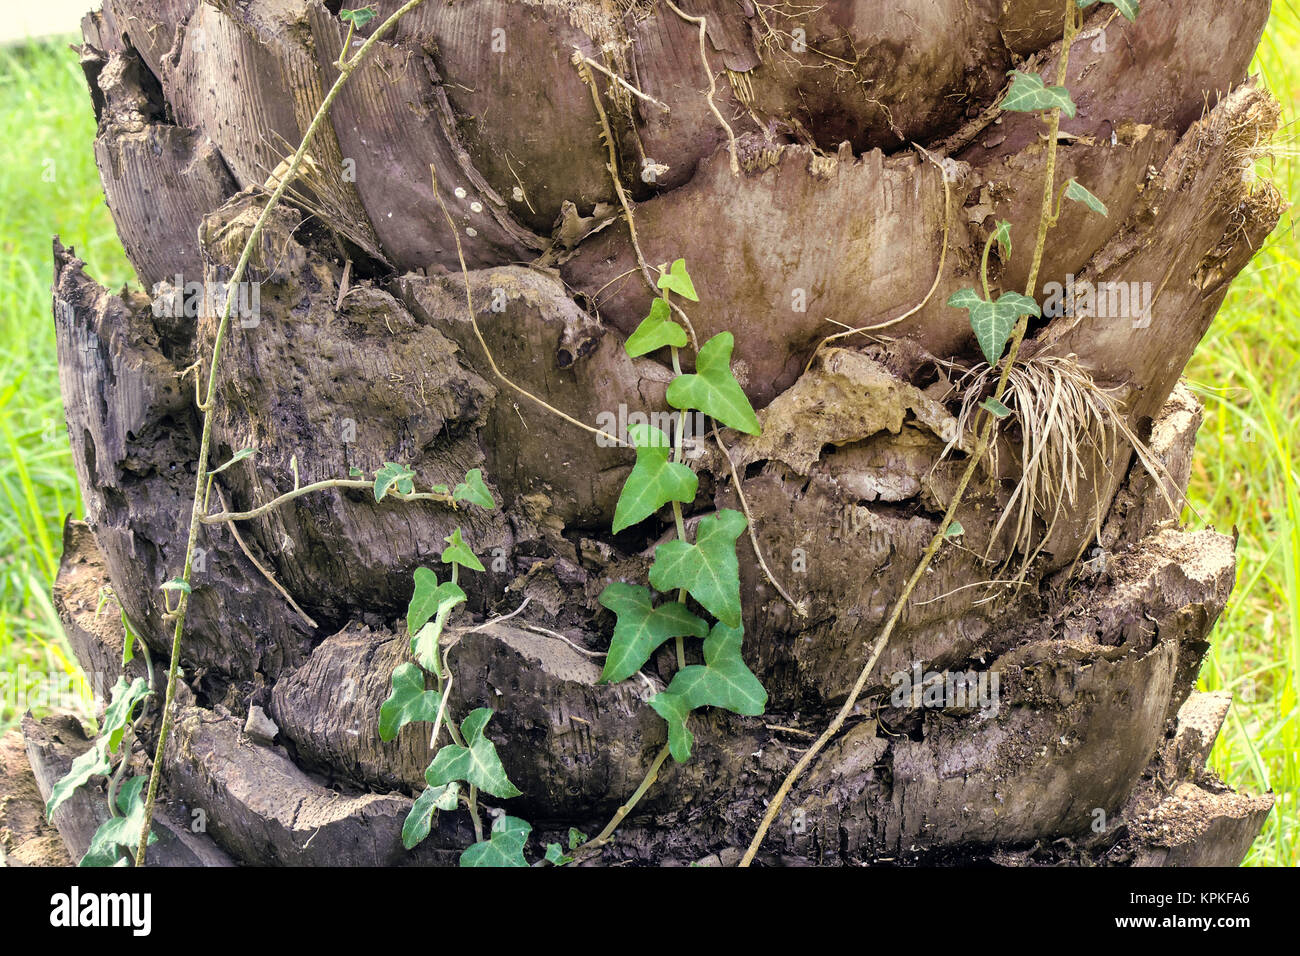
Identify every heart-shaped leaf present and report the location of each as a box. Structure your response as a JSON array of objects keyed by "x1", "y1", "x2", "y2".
[
  {"x1": 452, "y1": 468, "x2": 496, "y2": 509},
  {"x1": 407, "y1": 567, "x2": 467, "y2": 635},
  {"x1": 649, "y1": 623, "x2": 767, "y2": 762},
  {"x1": 79, "y1": 776, "x2": 156, "y2": 867},
  {"x1": 339, "y1": 6, "x2": 378, "y2": 28},
  {"x1": 597, "y1": 582, "x2": 709, "y2": 683},
  {"x1": 665, "y1": 333, "x2": 760, "y2": 436},
  {"x1": 545, "y1": 842, "x2": 573, "y2": 865},
  {"x1": 656, "y1": 258, "x2": 699, "y2": 301},
  {"x1": 425, "y1": 708, "x2": 522, "y2": 799},
  {"x1": 379, "y1": 663, "x2": 443, "y2": 741},
  {"x1": 612, "y1": 423, "x2": 699, "y2": 533},
  {"x1": 460, "y1": 815, "x2": 531, "y2": 867},
  {"x1": 1001, "y1": 71, "x2": 1077, "y2": 117},
  {"x1": 993, "y1": 220, "x2": 1012, "y2": 258},
  {"x1": 441, "y1": 527, "x2": 485, "y2": 572},
  {"x1": 45, "y1": 739, "x2": 112, "y2": 820},
  {"x1": 401, "y1": 783, "x2": 459, "y2": 850},
  {"x1": 947, "y1": 289, "x2": 1041, "y2": 365},
  {"x1": 1065, "y1": 178, "x2": 1108, "y2": 216},
  {"x1": 649, "y1": 508, "x2": 748, "y2": 627},
  {"x1": 374, "y1": 461, "x2": 415, "y2": 501},
  {"x1": 625, "y1": 297, "x2": 688, "y2": 357},
  {"x1": 101, "y1": 676, "x2": 151, "y2": 754}
]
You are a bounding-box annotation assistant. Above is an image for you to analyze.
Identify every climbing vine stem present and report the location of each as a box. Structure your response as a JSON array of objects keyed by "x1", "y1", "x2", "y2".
[
  {"x1": 739, "y1": 0, "x2": 1083, "y2": 867},
  {"x1": 133, "y1": 0, "x2": 435, "y2": 866}
]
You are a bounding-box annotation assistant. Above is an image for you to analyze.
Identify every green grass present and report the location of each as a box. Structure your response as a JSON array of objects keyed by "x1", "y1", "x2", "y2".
[
  {"x1": 1183, "y1": 5, "x2": 1300, "y2": 868},
  {"x1": 0, "y1": 41, "x2": 133, "y2": 729},
  {"x1": 0, "y1": 12, "x2": 1296, "y2": 865}
]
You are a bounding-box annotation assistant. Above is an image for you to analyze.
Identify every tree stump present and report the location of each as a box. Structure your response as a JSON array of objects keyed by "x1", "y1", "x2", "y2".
[{"x1": 27, "y1": 0, "x2": 1280, "y2": 865}]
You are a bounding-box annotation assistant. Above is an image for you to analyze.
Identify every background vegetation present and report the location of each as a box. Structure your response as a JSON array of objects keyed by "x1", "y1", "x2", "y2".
[{"x1": 1, "y1": 9, "x2": 1294, "y2": 865}]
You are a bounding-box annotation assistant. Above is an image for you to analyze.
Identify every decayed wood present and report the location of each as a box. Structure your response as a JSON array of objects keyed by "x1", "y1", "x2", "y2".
[
  {"x1": 22, "y1": 713, "x2": 234, "y2": 867},
  {"x1": 160, "y1": 1, "x2": 387, "y2": 262},
  {"x1": 45, "y1": 435, "x2": 1259, "y2": 865},
  {"x1": 53, "y1": 242, "x2": 318, "y2": 685},
  {"x1": 53, "y1": 520, "x2": 135, "y2": 696},
  {"x1": 0, "y1": 730, "x2": 70, "y2": 867},
  {"x1": 161, "y1": 684, "x2": 468, "y2": 866},
  {"x1": 86, "y1": 45, "x2": 238, "y2": 290},
  {"x1": 398, "y1": 266, "x2": 674, "y2": 528}
]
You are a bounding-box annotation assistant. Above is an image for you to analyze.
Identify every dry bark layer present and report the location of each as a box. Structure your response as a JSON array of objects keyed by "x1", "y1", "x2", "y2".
[
  {"x1": 29, "y1": 389, "x2": 1272, "y2": 865},
  {"x1": 35, "y1": 0, "x2": 1280, "y2": 865}
]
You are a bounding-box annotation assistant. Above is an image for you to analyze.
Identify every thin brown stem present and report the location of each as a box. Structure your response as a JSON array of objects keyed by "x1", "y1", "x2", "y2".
[
  {"x1": 134, "y1": 0, "x2": 435, "y2": 865},
  {"x1": 738, "y1": 0, "x2": 1080, "y2": 867},
  {"x1": 200, "y1": 478, "x2": 451, "y2": 524}
]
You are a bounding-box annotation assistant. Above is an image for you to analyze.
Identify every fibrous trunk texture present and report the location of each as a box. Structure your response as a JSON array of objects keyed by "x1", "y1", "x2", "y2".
[{"x1": 27, "y1": 0, "x2": 1280, "y2": 865}]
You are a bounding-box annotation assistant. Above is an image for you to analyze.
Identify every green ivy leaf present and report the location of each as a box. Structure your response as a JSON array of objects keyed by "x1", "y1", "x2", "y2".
[
  {"x1": 208, "y1": 447, "x2": 254, "y2": 477},
  {"x1": 945, "y1": 520, "x2": 965, "y2": 539},
  {"x1": 1078, "y1": 0, "x2": 1137, "y2": 22},
  {"x1": 665, "y1": 333, "x2": 760, "y2": 436},
  {"x1": 980, "y1": 397, "x2": 1012, "y2": 419},
  {"x1": 568, "y1": 827, "x2": 588, "y2": 850},
  {"x1": 649, "y1": 623, "x2": 767, "y2": 762},
  {"x1": 625, "y1": 297, "x2": 688, "y2": 357},
  {"x1": 425, "y1": 708, "x2": 522, "y2": 799},
  {"x1": 441, "y1": 527, "x2": 485, "y2": 572},
  {"x1": 160, "y1": 578, "x2": 191, "y2": 595},
  {"x1": 379, "y1": 663, "x2": 443, "y2": 741},
  {"x1": 993, "y1": 220, "x2": 1012, "y2": 258},
  {"x1": 1001, "y1": 71, "x2": 1077, "y2": 117},
  {"x1": 45, "y1": 739, "x2": 112, "y2": 820},
  {"x1": 946, "y1": 289, "x2": 1041, "y2": 365},
  {"x1": 649, "y1": 509, "x2": 748, "y2": 628},
  {"x1": 79, "y1": 776, "x2": 156, "y2": 867},
  {"x1": 452, "y1": 468, "x2": 496, "y2": 509},
  {"x1": 407, "y1": 567, "x2": 467, "y2": 635},
  {"x1": 409, "y1": 595, "x2": 465, "y2": 674},
  {"x1": 656, "y1": 258, "x2": 699, "y2": 301},
  {"x1": 374, "y1": 461, "x2": 416, "y2": 501},
  {"x1": 401, "y1": 783, "x2": 459, "y2": 850},
  {"x1": 349, "y1": 465, "x2": 364, "y2": 477},
  {"x1": 120, "y1": 612, "x2": 138, "y2": 667},
  {"x1": 597, "y1": 582, "x2": 709, "y2": 683},
  {"x1": 339, "y1": 6, "x2": 378, "y2": 28},
  {"x1": 544, "y1": 843, "x2": 573, "y2": 865},
  {"x1": 102, "y1": 676, "x2": 150, "y2": 754},
  {"x1": 1065, "y1": 178, "x2": 1108, "y2": 216},
  {"x1": 460, "y1": 815, "x2": 531, "y2": 867},
  {"x1": 612, "y1": 423, "x2": 699, "y2": 533},
  {"x1": 947, "y1": 288, "x2": 982, "y2": 310}
]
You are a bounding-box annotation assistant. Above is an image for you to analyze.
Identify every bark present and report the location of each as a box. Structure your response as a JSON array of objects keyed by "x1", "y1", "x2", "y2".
[{"x1": 21, "y1": 0, "x2": 1280, "y2": 865}]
